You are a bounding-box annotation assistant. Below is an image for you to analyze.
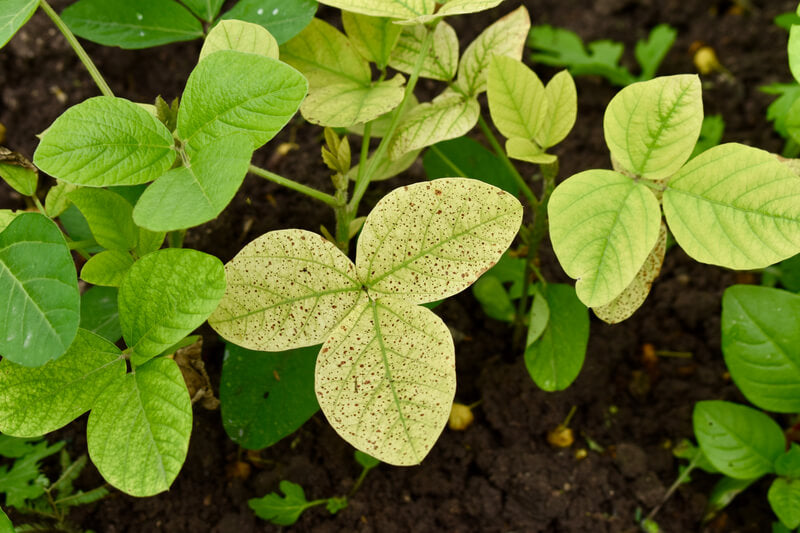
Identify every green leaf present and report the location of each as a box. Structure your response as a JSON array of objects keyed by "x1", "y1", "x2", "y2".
[
  {"x1": 428, "y1": 0, "x2": 503, "y2": 18},
  {"x1": 355, "y1": 450, "x2": 380, "y2": 470},
  {"x1": 86, "y1": 358, "x2": 192, "y2": 497},
  {"x1": 80, "y1": 286, "x2": 121, "y2": 342},
  {"x1": 487, "y1": 55, "x2": 547, "y2": 143},
  {"x1": 787, "y1": 97, "x2": 800, "y2": 145},
  {"x1": 524, "y1": 284, "x2": 588, "y2": 391},
  {"x1": 315, "y1": 297, "x2": 456, "y2": 465},
  {"x1": 389, "y1": 93, "x2": 480, "y2": 160},
  {"x1": 249, "y1": 480, "x2": 314, "y2": 526},
  {"x1": 634, "y1": 24, "x2": 677, "y2": 81},
  {"x1": 44, "y1": 181, "x2": 78, "y2": 218},
  {"x1": 693, "y1": 400, "x2": 785, "y2": 479},
  {"x1": 775, "y1": 12, "x2": 800, "y2": 31},
  {"x1": 526, "y1": 286, "x2": 549, "y2": 345},
  {"x1": 133, "y1": 133, "x2": 253, "y2": 231},
  {"x1": 604, "y1": 75, "x2": 703, "y2": 180},
  {"x1": 119, "y1": 249, "x2": 226, "y2": 365},
  {"x1": 505, "y1": 137, "x2": 557, "y2": 165},
  {"x1": 389, "y1": 22, "x2": 459, "y2": 81},
  {"x1": 342, "y1": 12, "x2": 402, "y2": 70},
  {"x1": 472, "y1": 275, "x2": 515, "y2": 322},
  {"x1": 455, "y1": 6, "x2": 530, "y2": 96},
  {"x1": 0, "y1": 211, "x2": 18, "y2": 233},
  {"x1": 423, "y1": 137, "x2": 519, "y2": 195},
  {"x1": 0, "y1": 439, "x2": 64, "y2": 508},
  {"x1": 0, "y1": 0, "x2": 37, "y2": 48},
  {"x1": 315, "y1": 0, "x2": 433, "y2": 18},
  {"x1": 68, "y1": 188, "x2": 138, "y2": 251},
  {"x1": 0, "y1": 148, "x2": 37, "y2": 196},
  {"x1": 61, "y1": 0, "x2": 203, "y2": 49},
  {"x1": 762, "y1": 83, "x2": 800, "y2": 138},
  {"x1": 704, "y1": 476, "x2": 756, "y2": 522},
  {"x1": 220, "y1": 0, "x2": 317, "y2": 45},
  {"x1": 221, "y1": 343, "x2": 319, "y2": 449},
  {"x1": 180, "y1": 0, "x2": 224, "y2": 22},
  {"x1": 209, "y1": 229, "x2": 366, "y2": 351},
  {"x1": 357, "y1": 178, "x2": 523, "y2": 304},
  {"x1": 540, "y1": 70, "x2": 577, "y2": 148},
  {"x1": 0, "y1": 213, "x2": 80, "y2": 367},
  {"x1": 136, "y1": 226, "x2": 165, "y2": 257},
  {"x1": 775, "y1": 444, "x2": 800, "y2": 479},
  {"x1": 0, "y1": 329, "x2": 125, "y2": 436},
  {"x1": 0, "y1": 506, "x2": 11, "y2": 533},
  {"x1": 199, "y1": 20, "x2": 279, "y2": 61},
  {"x1": 721, "y1": 285, "x2": 800, "y2": 413},
  {"x1": 663, "y1": 143, "x2": 800, "y2": 269},
  {"x1": 528, "y1": 25, "x2": 635, "y2": 86},
  {"x1": 80, "y1": 249, "x2": 134, "y2": 287},
  {"x1": 177, "y1": 50, "x2": 307, "y2": 153},
  {"x1": 769, "y1": 478, "x2": 800, "y2": 530},
  {"x1": 548, "y1": 170, "x2": 662, "y2": 308},
  {"x1": 594, "y1": 223, "x2": 667, "y2": 324},
  {"x1": 0, "y1": 436, "x2": 37, "y2": 459},
  {"x1": 791, "y1": 24, "x2": 800, "y2": 85},
  {"x1": 34, "y1": 96, "x2": 175, "y2": 187},
  {"x1": 300, "y1": 75, "x2": 405, "y2": 128},
  {"x1": 691, "y1": 114, "x2": 725, "y2": 159},
  {"x1": 280, "y1": 18, "x2": 370, "y2": 89}
]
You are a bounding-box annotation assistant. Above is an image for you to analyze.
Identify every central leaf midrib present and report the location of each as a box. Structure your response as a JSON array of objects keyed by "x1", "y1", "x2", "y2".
[{"x1": 372, "y1": 300, "x2": 420, "y2": 463}]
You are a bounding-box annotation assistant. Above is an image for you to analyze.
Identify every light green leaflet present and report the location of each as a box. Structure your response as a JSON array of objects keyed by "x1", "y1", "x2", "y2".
[
  {"x1": 87, "y1": 358, "x2": 192, "y2": 497},
  {"x1": 594, "y1": 223, "x2": 666, "y2": 324},
  {"x1": 357, "y1": 179, "x2": 523, "y2": 302},
  {"x1": 0, "y1": 210, "x2": 18, "y2": 232},
  {"x1": 209, "y1": 230, "x2": 366, "y2": 351},
  {"x1": 44, "y1": 181, "x2": 78, "y2": 218},
  {"x1": 0, "y1": 0, "x2": 38, "y2": 48},
  {"x1": 316, "y1": 297, "x2": 455, "y2": 466},
  {"x1": 133, "y1": 133, "x2": 254, "y2": 231},
  {"x1": 199, "y1": 20, "x2": 279, "y2": 61},
  {"x1": 389, "y1": 22, "x2": 459, "y2": 81},
  {"x1": 280, "y1": 18, "x2": 371, "y2": 89},
  {"x1": 548, "y1": 169, "x2": 661, "y2": 308},
  {"x1": 119, "y1": 249, "x2": 226, "y2": 365},
  {"x1": 663, "y1": 143, "x2": 800, "y2": 269},
  {"x1": 0, "y1": 155, "x2": 36, "y2": 197},
  {"x1": 604, "y1": 75, "x2": 703, "y2": 180},
  {"x1": 80, "y1": 249, "x2": 134, "y2": 287},
  {"x1": 722, "y1": 285, "x2": 800, "y2": 413},
  {"x1": 33, "y1": 97, "x2": 175, "y2": 187},
  {"x1": 488, "y1": 55, "x2": 548, "y2": 142},
  {"x1": 301, "y1": 75, "x2": 405, "y2": 128},
  {"x1": 694, "y1": 401, "x2": 785, "y2": 480},
  {"x1": 505, "y1": 138, "x2": 556, "y2": 165},
  {"x1": 455, "y1": 6, "x2": 530, "y2": 96},
  {"x1": 177, "y1": 50, "x2": 307, "y2": 153},
  {"x1": 769, "y1": 479, "x2": 800, "y2": 530},
  {"x1": 0, "y1": 329, "x2": 125, "y2": 436},
  {"x1": 389, "y1": 93, "x2": 480, "y2": 160},
  {"x1": 0, "y1": 213, "x2": 80, "y2": 367},
  {"x1": 69, "y1": 188, "x2": 138, "y2": 251},
  {"x1": 211, "y1": 178, "x2": 522, "y2": 464},
  {"x1": 539, "y1": 70, "x2": 578, "y2": 148},
  {"x1": 315, "y1": 0, "x2": 435, "y2": 18},
  {"x1": 342, "y1": 12, "x2": 402, "y2": 70},
  {"x1": 0, "y1": 506, "x2": 11, "y2": 533},
  {"x1": 61, "y1": 0, "x2": 203, "y2": 49}
]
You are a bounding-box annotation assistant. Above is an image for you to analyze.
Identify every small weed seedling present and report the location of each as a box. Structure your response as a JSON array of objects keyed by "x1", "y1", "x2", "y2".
[
  {"x1": 249, "y1": 450, "x2": 379, "y2": 526},
  {"x1": 0, "y1": 434, "x2": 107, "y2": 533}
]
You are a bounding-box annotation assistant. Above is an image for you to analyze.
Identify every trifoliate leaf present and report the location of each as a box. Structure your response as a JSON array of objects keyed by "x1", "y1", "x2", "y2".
[{"x1": 249, "y1": 480, "x2": 314, "y2": 526}]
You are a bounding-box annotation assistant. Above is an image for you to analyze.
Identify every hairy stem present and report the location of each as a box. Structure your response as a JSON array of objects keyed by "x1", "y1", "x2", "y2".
[
  {"x1": 477, "y1": 114, "x2": 537, "y2": 208},
  {"x1": 39, "y1": 0, "x2": 114, "y2": 98},
  {"x1": 249, "y1": 164, "x2": 339, "y2": 208}
]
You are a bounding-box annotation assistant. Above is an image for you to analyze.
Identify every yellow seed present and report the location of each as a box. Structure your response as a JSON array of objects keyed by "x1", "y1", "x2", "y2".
[
  {"x1": 547, "y1": 425, "x2": 574, "y2": 448},
  {"x1": 448, "y1": 403, "x2": 474, "y2": 431},
  {"x1": 574, "y1": 448, "x2": 588, "y2": 460},
  {"x1": 694, "y1": 46, "x2": 722, "y2": 75}
]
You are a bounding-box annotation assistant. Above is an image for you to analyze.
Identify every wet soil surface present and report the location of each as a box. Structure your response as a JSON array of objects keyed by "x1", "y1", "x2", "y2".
[{"x1": 1, "y1": 0, "x2": 796, "y2": 531}]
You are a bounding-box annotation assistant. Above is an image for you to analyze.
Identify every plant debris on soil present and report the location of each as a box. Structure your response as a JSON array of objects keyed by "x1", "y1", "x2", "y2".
[{"x1": 0, "y1": 0, "x2": 794, "y2": 531}]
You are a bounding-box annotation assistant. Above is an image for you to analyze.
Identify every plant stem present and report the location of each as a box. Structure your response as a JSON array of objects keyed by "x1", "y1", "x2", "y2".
[
  {"x1": 31, "y1": 194, "x2": 46, "y2": 216},
  {"x1": 348, "y1": 24, "x2": 436, "y2": 214},
  {"x1": 67, "y1": 238, "x2": 96, "y2": 250},
  {"x1": 477, "y1": 114, "x2": 537, "y2": 208},
  {"x1": 39, "y1": 0, "x2": 114, "y2": 98},
  {"x1": 644, "y1": 455, "x2": 698, "y2": 524},
  {"x1": 168, "y1": 229, "x2": 186, "y2": 248},
  {"x1": 249, "y1": 164, "x2": 339, "y2": 208}
]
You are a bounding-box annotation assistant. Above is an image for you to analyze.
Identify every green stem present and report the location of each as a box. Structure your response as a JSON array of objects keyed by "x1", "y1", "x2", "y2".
[
  {"x1": 67, "y1": 238, "x2": 96, "y2": 250},
  {"x1": 249, "y1": 164, "x2": 339, "y2": 208},
  {"x1": 644, "y1": 455, "x2": 698, "y2": 524},
  {"x1": 39, "y1": 0, "x2": 114, "y2": 98},
  {"x1": 348, "y1": 24, "x2": 436, "y2": 213},
  {"x1": 168, "y1": 229, "x2": 186, "y2": 248},
  {"x1": 477, "y1": 114, "x2": 537, "y2": 208},
  {"x1": 31, "y1": 194, "x2": 46, "y2": 216}
]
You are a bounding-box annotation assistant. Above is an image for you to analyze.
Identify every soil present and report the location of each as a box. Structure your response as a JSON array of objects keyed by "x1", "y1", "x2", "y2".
[{"x1": 0, "y1": 0, "x2": 796, "y2": 532}]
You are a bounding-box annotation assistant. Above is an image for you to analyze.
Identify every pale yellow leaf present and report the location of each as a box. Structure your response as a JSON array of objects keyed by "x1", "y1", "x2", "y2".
[
  {"x1": 342, "y1": 12, "x2": 402, "y2": 69},
  {"x1": 200, "y1": 20, "x2": 279, "y2": 61},
  {"x1": 388, "y1": 22, "x2": 458, "y2": 81},
  {"x1": 487, "y1": 55, "x2": 547, "y2": 141},
  {"x1": 300, "y1": 75, "x2": 406, "y2": 128},
  {"x1": 506, "y1": 138, "x2": 556, "y2": 165},
  {"x1": 317, "y1": 0, "x2": 434, "y2": 18},
  {"x1": 540, "y1": 70, "x2": 577, "y2": 148}
]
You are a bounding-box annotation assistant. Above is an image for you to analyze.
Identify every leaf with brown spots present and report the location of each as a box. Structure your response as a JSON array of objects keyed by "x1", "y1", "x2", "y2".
[
  {"x1": 356, "y1": 178, "x2": 523, "y2": 304},
  {"x1": 315, "y1": 297, "x2": 455, "y2": 466}
]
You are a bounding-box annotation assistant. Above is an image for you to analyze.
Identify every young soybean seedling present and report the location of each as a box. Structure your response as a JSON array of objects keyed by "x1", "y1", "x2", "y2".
[{"x1": 210, "y1": 178, "x2": 522, "y2": 464}]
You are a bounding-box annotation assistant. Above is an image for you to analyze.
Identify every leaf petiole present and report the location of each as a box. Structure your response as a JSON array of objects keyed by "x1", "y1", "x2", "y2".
[{"x1": 249, "y1": 164, "x2": 339, "y2": 208}]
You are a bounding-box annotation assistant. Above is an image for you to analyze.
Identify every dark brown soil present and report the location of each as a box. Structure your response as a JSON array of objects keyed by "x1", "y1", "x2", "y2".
[{"x1": 0, "y1": 1, "x2": 795, "y2": 532}]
